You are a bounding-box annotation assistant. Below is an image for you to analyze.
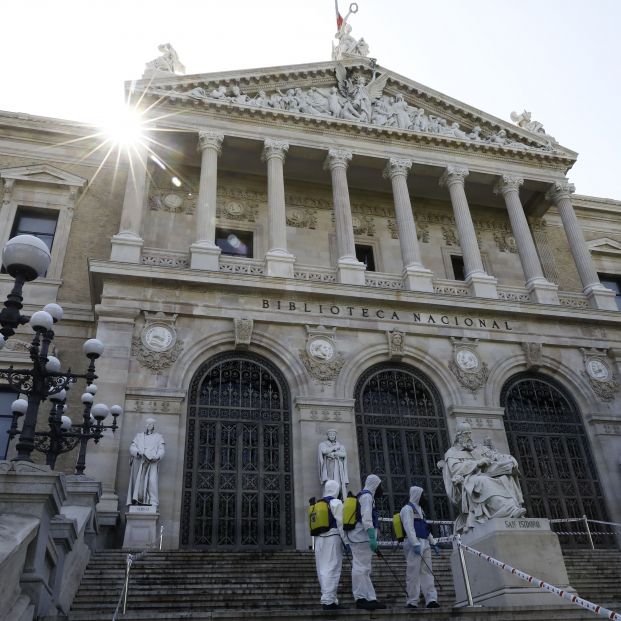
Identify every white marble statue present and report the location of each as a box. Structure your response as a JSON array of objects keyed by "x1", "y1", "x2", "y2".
[
  {"x1": 439, "y1": 422, "x2": 525, "y2": 533},
  {"x1": 332, "y1": 21, "x2": 370, "y2": 60},
  {"x1": 143, "y1": 43, "x2": 185, "y2": 79},
  {"x1": 127, "y1": 418, "x2": 166, "y2": 508},
  {"x1": 510, "y1": 110, "x2": 546, "y2": 135},
  {"x1": 318, "y1": 429, "x2": 349, "y2": 498}
]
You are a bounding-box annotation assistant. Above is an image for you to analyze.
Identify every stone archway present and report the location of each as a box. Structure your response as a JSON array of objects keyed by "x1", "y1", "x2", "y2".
[
  {"x1": 501, "y1": 372, "x2": 611, "y2": 546},
  {"x1": 180, "y1": 351, "x2": 294, "y2": 549},
  {"x1": 354, "y1": 362, "x2": 452, "y2": 521}
]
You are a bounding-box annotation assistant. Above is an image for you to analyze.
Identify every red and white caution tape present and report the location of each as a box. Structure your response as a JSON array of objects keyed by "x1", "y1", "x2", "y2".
[{"x1": 458, "y1": 542, "x2": 621, "y2": 621}]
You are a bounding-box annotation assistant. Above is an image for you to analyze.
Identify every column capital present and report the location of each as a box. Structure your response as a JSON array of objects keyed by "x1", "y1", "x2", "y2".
[
  {"x1": 198, "y1": 131, "x2": 224, "y2": 154},
  {"x1": 261, "y1": 139, "x2": 289, "y2": 162},
  {"x1": 323, "y1": 148, "x2": 352, "y2": 171},
  {"x1": 383, "y1": 158, "x2": 412, "y2": 180},
  {"x1": 439, "y1": 165, "x2": 469, "y2": 188},
  {"x1": 545, "y1": 180, "x2": 575, "y2": 205},
  {"x1": 493, "y1": 174, "x2": 524, "y2": 196}
]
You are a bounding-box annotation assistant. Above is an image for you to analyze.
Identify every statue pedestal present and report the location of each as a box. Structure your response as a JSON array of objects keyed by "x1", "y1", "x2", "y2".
[
  {"x1": 451, "y1": 518, "x2": 574, "y2": 607},
  {"x1": 123, "y1": 505, "x2": 159, "y2": 550}
]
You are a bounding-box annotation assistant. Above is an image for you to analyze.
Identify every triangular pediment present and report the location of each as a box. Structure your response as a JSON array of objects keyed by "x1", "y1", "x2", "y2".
[
  {"x1": 588, "y1": 237, "x2": 621, "y2": 256},
  {"x1": 0, "y1": 164, "x2": 86, "y2": 187},
  {"x1": 133, "y1": 58, "x2": 575, "y2": 164}
]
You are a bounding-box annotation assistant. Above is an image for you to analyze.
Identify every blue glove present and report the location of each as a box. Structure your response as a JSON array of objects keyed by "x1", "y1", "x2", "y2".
[
  {"x1": 414, "y1": 543, "x2": 421, "y2": 555},
  {"x1": 344, "y1": 543, "x2": 352, "y2": 555},
  {"x1": 433, "y1": 544, "x2": 440, "y2": 556},
  {"x1": 367, "y1": 528, "x2": 378, "y2": 553}
]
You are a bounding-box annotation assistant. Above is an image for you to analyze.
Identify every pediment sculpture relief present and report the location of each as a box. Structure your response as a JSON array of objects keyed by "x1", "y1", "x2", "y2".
[{"x1": 157, "y1": 64, "x2": 554, "y2": 153}]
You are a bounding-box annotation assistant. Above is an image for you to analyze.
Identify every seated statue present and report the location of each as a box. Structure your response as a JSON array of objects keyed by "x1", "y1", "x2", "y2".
[
  {"x1": 143, "y1": 43, "x2": 185, "y2": 79},
  {"x1": 439, "y1": 422, "x2": 525, "y2": 533}
]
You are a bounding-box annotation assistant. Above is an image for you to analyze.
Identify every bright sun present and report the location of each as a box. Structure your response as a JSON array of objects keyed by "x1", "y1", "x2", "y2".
[{"x1": 101, "y1": 106, "x2": 145, "y2": 147}]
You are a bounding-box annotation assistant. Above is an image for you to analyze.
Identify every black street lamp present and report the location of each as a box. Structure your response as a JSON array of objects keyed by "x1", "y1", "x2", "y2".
[{"x1": 1, "y1": 234, "x2": 121, "y2": 467}]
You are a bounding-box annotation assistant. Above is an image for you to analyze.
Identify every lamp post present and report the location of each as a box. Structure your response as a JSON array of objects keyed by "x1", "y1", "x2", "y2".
[{"x1": 1, "y1": 234, "x2": 120, "y2": 468}]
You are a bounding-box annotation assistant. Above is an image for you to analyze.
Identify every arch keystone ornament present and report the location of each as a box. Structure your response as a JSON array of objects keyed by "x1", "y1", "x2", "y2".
[
  {"x1": 580, "y1": 348, "x2": 619, "y2": 402},
  {"x1": 448, "y1": 338, "x2": 489, "y2": 393},
  {"x1": 299, "y1": 325, "x2": 345, "y2": 384},
  {"x1": 131, "y1": 312, "x2": 183, "y2": 374}
]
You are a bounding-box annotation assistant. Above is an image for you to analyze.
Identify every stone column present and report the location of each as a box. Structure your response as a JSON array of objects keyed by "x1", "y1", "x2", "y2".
[
  {"x1": 323, "y1": 149, "x2": 366, "y2": 285},
  {"x1": 494, "y1": 175, "x2": 559, "y2": 304},
  {"x1": 110, "y1": 142, "x2": 149, "y2": 263},
  {"x1": 383, "y1": 158, "x2": 433, "y2": 292},
  {"x1": 84, "y1": 305, "x2": 139, "y2": 526},
  {"x1": 440, "y1": 166, "x2": 498, "y2": 298},
  {"x1": 261, "y1": 139, "x2": 295, "y2": 277},
  {"x1": 546, "y1": 181, "x2": 617, "y2": 310},
  {"x1": 190, "y1": 131, "x2": 224, "y2": 270}
]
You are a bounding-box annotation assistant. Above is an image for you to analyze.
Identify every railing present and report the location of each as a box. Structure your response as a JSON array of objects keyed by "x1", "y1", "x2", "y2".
[
  {"x1": 497, "y1": 284, "x2": 531, "y2": 302},
  {"x1": 140, "y1": 248, "x2": 189, "y2": 269},
  {"x1": 219, "y1": 257, "x2": 265, "y2": 275},
  {"x1": 558, "y1": 291, "x2": 590, "y2": 308},
  {"x1": 294, "y1": 264, "x2": 337, "y2": 283},
  {"x1": 433, "y1": 279, "x2": 469, "y2": 296},
  {"x1": 111, "y1": 524, "x2": 164, "y2": 621},
  {"x1": 550, "y1": 516, "x2": 621, "y2": 549},
  {"x1": 365, "y1": 272, "x2": 402, "y2": 289},
  {"x1": 456, "y1": 537, "x2": 621, "y2": 619}
]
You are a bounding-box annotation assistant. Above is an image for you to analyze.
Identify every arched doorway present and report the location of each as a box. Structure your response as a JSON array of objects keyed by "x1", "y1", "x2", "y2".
[
  {"x1": 501, "y1": 373, "x2": 610, "y2": 546},
  {"x1": 354, "y1": 363, "x2": 452, "y2": 521},
  {"x1": 180, "y1": 352, "x2": 294, "y2": 549}
]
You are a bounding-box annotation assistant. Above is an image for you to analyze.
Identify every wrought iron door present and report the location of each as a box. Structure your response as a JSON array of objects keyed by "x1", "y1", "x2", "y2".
[
  {"x1": 181, "y1": 352, "x2": 294, "y2": 549},
  {"x1": 355, "y1": 364, "x2": 452, "y2": 521},
  {"x1": 501, "y1": 373, "x2": 611, "y2": 546}
]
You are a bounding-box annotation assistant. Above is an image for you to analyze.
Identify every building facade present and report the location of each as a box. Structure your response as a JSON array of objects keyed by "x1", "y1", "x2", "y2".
[{"x1": 1, "y1": 54, "x2": 620, "y2": 552}]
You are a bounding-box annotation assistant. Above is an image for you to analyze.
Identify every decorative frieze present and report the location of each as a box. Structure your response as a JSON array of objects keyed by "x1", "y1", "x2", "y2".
[
  {"x1": 141, "y1": 251, "x2": 189, "y2": 269},
  {"x1": 286, "y1": 208, "x2": 317, "y2": 229},
  {"x1": 131, "y1": 312, "x2": 183, "y2": 374},
  {"x1": 299, "y1": 326, "x2": 345, "y2": 384},
  {"x1": 580, "y1": 348, "x2": 619, "y2": 402},
  {"x1": 352, "y1": 215, "x2": 375, "y2": 236},
  {"x1": 449, "y1": 338, "x2": 489, "y2": 393},
  {"x1": 442, "y1": 226, "x2": 459, "y2": 246}
]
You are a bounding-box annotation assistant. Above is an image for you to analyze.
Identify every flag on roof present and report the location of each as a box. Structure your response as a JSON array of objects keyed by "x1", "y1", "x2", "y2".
[{"x1": 335, "y1": 0, "x2": 343, "y2": 30}]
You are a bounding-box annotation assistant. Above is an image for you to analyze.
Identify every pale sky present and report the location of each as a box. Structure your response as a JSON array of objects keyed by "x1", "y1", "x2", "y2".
[{"x1": 2, "y1": 0, "x2": 620, "y2": 199}]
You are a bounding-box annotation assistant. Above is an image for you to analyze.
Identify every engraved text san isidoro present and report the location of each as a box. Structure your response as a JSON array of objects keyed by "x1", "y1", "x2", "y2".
[{"x1": 262, "y1": 300, "x2": 514, "y2": 331}]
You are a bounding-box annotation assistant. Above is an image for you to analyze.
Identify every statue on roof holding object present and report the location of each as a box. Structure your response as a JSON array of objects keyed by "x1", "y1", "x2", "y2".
[
  {"x1": 510, "y1": 110, "x2": 556, "y2": 142},
  {"x1": 332, "y1": 2, "x2": 370, "y2": 60}
]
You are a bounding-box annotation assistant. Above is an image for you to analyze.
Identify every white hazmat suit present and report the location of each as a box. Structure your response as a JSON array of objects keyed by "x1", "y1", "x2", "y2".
[
  {"x1": 314, "y1": 480, "x2": 345, "y2": 608},
  {"x1": 399, "y1": 486, "x2": 439, "y2": 608},
  {"x1": 347, "y1": 474, "x2": 384, "y2": 609}
]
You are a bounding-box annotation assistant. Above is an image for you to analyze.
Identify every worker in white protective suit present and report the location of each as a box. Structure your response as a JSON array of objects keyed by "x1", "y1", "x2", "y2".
[
  {"x1": 399, "y1": 485, "x2": 440, "y2": 609},
  {"x1": 347, "y1": 474, "x2": 387, "y2": 610},
  {"x1": 314, "y1": 479, "x2": 346, "y2": 610}
]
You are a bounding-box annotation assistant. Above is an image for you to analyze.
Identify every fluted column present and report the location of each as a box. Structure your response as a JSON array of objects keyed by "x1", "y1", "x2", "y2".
[
  {"x1": 439, "y1": 166, "x2": 497, "y2": 298},
  {"x1": 383, "y1": 158, "x2": 433, "y2": 292},
  {"x1": 262, "y1": 140, "x2": 295, "y2": 277},
  {"x1": 494, "y1": 175, "x2": 558, "y2": 304},
  {"x1": 547, "y1": 181, "x2": 617, "y2": 310},
  {"x1": 110, "y1": 142, "x2": 149, "y2": 262},
  {"x1": 190, "y1": 131, "x2": 224, "y2": 270},
  {"x1": 324, "y1": 149, "x2": 366, "y2": 285}
]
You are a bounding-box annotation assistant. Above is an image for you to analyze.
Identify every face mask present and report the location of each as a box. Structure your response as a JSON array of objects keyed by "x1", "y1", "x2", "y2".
[{"x1": 374, "y1": 484, "x2": 384, "y2": 498}]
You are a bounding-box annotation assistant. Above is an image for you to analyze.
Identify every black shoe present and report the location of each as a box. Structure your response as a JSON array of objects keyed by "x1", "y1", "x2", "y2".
[
  {"x1": 426, "y1": 600, "x2": 440, "y2": 608},
  {"x1": 368, "y1": 600, "x2": 387, "y2": 610},
  {"x1": 406, "y1": 603, "x2": 418, "y2": 608},
  {"x1": 355, "y1": 599, "x2": 370, "y2": 609},
  {"x1": 322, "y1": 602, "x2": 340, "y2": 610}
]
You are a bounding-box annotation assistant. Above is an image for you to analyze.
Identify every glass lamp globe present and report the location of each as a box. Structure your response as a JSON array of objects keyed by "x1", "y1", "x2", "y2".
[
  {"x1": 50, "y1": 389, "x2": 67, "y2": 403},
  {"x1": 43, "y1": 303, "x2": 63, "y2": 322},
  {"x1": 91, "y1": 403, "x2": 110, "y2": 421},
  {"x1": 81, "y1": 392, "x2": 94, "y2": 404},
  {"x1": 2, "y1": 235, "x2": 51, "y2": 281},
  {"x1": 11, "y1": 398, "x2": 28, "y2": 416},
  {"x1": 30, "y1": 311, "x2": 54, "y2": 331},
  {"x1": 61, "y1": 416, "x2": 72, "y2": 431},
  {"x1": 46, "y1": 356, "x2": 61, "y2": 373},
  {"x1": 83, "y1": 339, "x2": 104, "y2": 358}
]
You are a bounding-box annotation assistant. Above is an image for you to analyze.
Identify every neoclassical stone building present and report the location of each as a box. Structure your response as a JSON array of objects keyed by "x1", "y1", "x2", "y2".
[{"x1": 1, "y1": 50, "x2": 620, "y2": 552}]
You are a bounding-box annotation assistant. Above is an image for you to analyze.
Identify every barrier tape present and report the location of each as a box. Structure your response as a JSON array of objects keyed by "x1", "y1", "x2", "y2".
[
  {"x1": 549, "y1": 517, "x2": 585, "y2": 524},
  {"x1": 458, "y1": 542, "x2": 621, "y2": 621},
  {"x1": 553, "y1": 531, "x2": 619, "y2": 537}
]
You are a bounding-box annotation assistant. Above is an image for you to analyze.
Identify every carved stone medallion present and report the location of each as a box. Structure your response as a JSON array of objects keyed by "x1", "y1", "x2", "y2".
[
  {"x1": 580, "y1": 348, "x2": 618, "y2": 401},
  {"x1": 522, "y1": 342, "x2": 543, "y2": 370},
  {"x1": 448, "y1": 338, "x2": 489, "y2": 393},
  {"x1": 234, "y1": 318, "x2": 254, "y2": 348},
  {"x1": 132, "y1": 312, "x2": 183, "y2": 374},
  {"x1": 299, "y1": 326, "x2": 345, "y2": 383}
]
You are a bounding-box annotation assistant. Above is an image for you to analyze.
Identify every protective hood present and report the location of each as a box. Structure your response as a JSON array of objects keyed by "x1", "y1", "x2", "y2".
[
  {"x1": 323, "y1": 479, "x2": 340, "y2": 498},
  {"x1": 364, "y1": 474, "x2": 382, "y2": 495},
  {"x1": 409, "y1": 486, "x2": 424, "y2": 505}
]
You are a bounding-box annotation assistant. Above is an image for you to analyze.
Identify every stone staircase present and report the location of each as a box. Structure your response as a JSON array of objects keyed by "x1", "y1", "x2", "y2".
[{"x1": 64, "y1": 548, "x2": 621, "y2": 621}]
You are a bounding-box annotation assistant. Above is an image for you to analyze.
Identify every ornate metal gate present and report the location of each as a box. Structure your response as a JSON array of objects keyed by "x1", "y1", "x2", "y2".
[
  {"x1": 355, "y1": 363, "x2": 452, "y2": 521},
  {"x1": 501, "y1": 373, "x2": 611, "y2": 546},
  {"x1": 181, "y1": 352, "x2": 294, "y2": 549}
]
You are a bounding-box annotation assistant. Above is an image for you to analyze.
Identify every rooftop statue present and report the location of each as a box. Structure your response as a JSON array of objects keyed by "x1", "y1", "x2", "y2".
[
  {"x1": 332, "y1": 2, "x2": 370, "y2": 60},
  {"x1": 439, "y1": 422, "x2": 525, "y2": 533},
  {"x1": 143, "y1": 43, "x2": 185, "y2": 79},
  {"x1": 510, "y1": 110, "x2": 556, "y2": 142}
]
